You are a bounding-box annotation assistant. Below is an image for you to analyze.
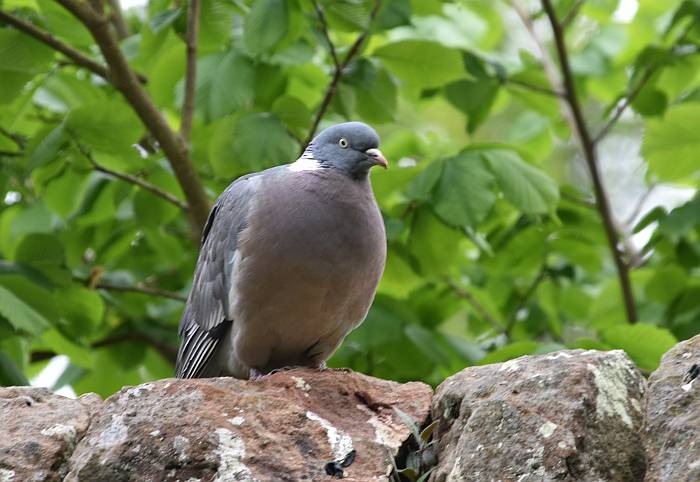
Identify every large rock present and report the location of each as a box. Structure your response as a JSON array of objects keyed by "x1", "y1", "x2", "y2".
[
  {"x1": 0, "y1": 387, "x2": 102, "y2": 482},
  {"x1": 64, "y1": 368, "x2": 432, "y2": 481},
  {"x1": 429, "y1": 349, "x2": 647, "y2": 482},
  {"x1": 644, "y1": 333, "x2": 700, "y2": 482}
]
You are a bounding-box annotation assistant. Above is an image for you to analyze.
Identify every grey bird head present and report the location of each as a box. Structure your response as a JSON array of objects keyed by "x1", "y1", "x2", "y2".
[{"x1": 309, "y1": 122, "x2": 388, "y2": 179}]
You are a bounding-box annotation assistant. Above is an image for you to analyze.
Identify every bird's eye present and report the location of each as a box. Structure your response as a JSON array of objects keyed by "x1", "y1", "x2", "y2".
[{"x1": 339, "y1": 138, "x2": 348, "y2": 148}]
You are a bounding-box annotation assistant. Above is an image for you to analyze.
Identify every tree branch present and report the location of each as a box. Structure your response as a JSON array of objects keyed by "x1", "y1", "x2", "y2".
[
  {"x1": 180, "y1": 0, "x2": 200, "y2": 142},
  {"x1": 54, "y1": 0, "x2": 210, "y2": 235},
  {"x1": 75, "y1": 141, "x2": 189, "y2": 211},
  {"x1": 446, "y1": 277, "x2": 506, "y2": 334},
  {"x1": 0, "y1": 10, "x2": 109, "y2": 80},
  {"x1": 301, "y1": 0, "x2": 382, "y2": 152},
  {"x1": 541, "y1": 0, "x2": 637, "y2": 323}
]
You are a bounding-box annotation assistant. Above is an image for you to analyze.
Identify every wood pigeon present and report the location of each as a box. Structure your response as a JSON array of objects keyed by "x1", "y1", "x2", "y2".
[{"x1": 176, "y1": 122, "x2": 388, "y2": 379}]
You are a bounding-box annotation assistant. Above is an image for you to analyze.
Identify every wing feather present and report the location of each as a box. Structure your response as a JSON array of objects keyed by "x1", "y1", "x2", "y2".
[{"x1": 175, "y1": 172, "x2": 262, "y2": 378}]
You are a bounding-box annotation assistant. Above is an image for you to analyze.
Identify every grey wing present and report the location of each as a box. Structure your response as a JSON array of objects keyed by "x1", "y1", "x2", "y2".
[{"x1": 175, "y1": 173, "x2": 261, "y2": 379}]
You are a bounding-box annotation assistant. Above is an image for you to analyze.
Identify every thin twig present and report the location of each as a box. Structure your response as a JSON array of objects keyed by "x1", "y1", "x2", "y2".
[
  {"x1": 107, "y1": 0, "x2": 129, "y2": 39},
  {"x1": 180, "y1": 0, "x2": 200, "y2": 142},
  {"x1": 311, "y1": 0, "x2": 339, "y2": 68},
  {"x1": 512, "y1": 0, "x2": 582, "y2": 146},
  {"x1": 95, "y1": 281, "x2": 187, "y2": 302},
  {"x1": 31, "y1": 331, "x2": 178, "y2": 364},
  {"x1": 506, "y1": 270, "x2": 547, "y2": 335},
  {"x1": 0, "y1": 126, "x2": 26, "y2": 149},
  {"x1": 623, "y1": 184, "x2": 658, "y2": 227},
  {"x1": 301, "y1": 0, "x2": 382, "y2": 152},
  {"x1": 0, "y1": 10, "x2": 109, "y2": 80},
  {"x1": 505, "y1": 77, "x2": 565, "y2": 97},
  {"x1": 541, "y1": 0, "x2": 637, "y2": 324},
  {"x1": 76, "y1": 141, "x2": 189, "y2": 210},
  {"x1": 561, "y1": 0, "x2": 586, "y2": 29},
  {"x1": 54, "y1": 0, "x2": 210, "y2": 234},
  {"x1": 446, "y1": 278, "x2": 506, "y2": 334},
  {"x1": 561, "y1": 191, "x2": 596, "y2": 208},
  {"x1": 593, "y1": 23, "x2": 694, "y2": 144},
  {"x1": 592, "y1": 68, "x2": 655, "y2": 144}
]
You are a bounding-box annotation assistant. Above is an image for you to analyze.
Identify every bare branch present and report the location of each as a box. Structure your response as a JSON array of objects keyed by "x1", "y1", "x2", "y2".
[
  {"x1": 446, "y1": 277, "x2": 506, "y2": 334},
  {"x1": 301, "y1": 0, "x2": 382, "y2": 152},
  {"x1": 180, "y1": 0, "x2": 200, "y2": 142},
  {"x1": 541, "y1": 0, "x2": 637, "y2": 323},
  {"x1": 0, "y1": 10, "x2": 109, "y2": 80},
  {"x1": 54, "y1": 0, "x2": 210, "y2": 234},
  {"x1": 75, "y1": 141, "x2": 189, "y2": 211},
  {"x1": 107, "y1": 0, "x2": 129, "y2": 39}
]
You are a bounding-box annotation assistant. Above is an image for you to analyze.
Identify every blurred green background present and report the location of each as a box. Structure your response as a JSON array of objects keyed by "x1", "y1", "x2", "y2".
[{"x1": 0, "y1": 0, "x2": 699, "y2": 398}]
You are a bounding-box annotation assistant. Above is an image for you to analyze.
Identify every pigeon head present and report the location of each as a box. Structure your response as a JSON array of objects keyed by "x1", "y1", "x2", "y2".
[{"x1": 309, "y1": 122, "x2": 388, "y2": 179}]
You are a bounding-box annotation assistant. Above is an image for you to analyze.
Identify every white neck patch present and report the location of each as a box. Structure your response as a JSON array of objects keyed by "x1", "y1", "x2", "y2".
[{"x1": 289, "y1": 153, "x2": 321, "y2": 172}]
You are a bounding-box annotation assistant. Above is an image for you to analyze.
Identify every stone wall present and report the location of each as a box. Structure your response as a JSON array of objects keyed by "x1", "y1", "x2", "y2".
[{"x1": 1, "y1": 334, "x2": 698, "y2": 481}]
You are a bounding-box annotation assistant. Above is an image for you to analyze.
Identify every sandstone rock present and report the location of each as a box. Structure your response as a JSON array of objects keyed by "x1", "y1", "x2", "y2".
[
  {"x1": 0, "y1": 387, "x2": 102, "y2": 482},
  {"x1": 429, "y1": 349, "x2": 647, "y2": 482},
  {"x1": 644, "y1": 333, "x2": 700, "y2": 482},
  {"x1": 64, "y1": 368, "x2": 432, "y2": 481}
]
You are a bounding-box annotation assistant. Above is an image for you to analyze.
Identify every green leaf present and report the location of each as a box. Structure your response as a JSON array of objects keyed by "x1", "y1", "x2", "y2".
[
  {"x1": 196, "y1": 51, "x2": 255, "y2": 121},
  {"x1": 0, "y1": 351, "x2": 29, "y2": 386},
  {"x1": 373, "y1": 40, "x2": 465, "y2": 88},
  {"x1": 27, "y1": 123, "x2": 68, "y2": 170},
  {"x1": 643, "y1": 103, "x2": 700, "y2": 181},
  {"x1": 445, "y1": 78, "x2": 499, "y2": 132},
  {"x1": 345, "y1": 60, "x2": 398, "y2": 123},
  {"x1": 0, "y1": 285, "x2": 50, "y2": 335},
  {"x1": 483, "y1": 149, "x2": 559, "y2": 214},
  {"x1": 478, "y1": 341, "x2": 540, "y2": 365},
  {"x1": 271, "y1": 95, "x2": 311, "y2": 139},
  {"x1": 645, "y1": 264, "x2": 687, "y2": 304},
  {"x1": 67, "y1": 98, "x2": 143, "y2": 164},
  {"x1": 433, "y1": 151, "x2": 495, "y2": 228},
  {"x1": 601, "y1": 324, "x2": 677, "y2": 371},
  {"x1": 406, "y1": 160, "x2": 443, "y2": 202},
  {"x1": 408, "y1": 208, "x2": 462, "y2": 278},
  {"x1": 631, "y1": 87, "x2": 667, "y2": 117},
  {"x1": 0, "y1": 28, "x2": 53, "y2": 73},
  {"x1": 209, "y1": 113, "x2": 296, "y2": 178},
  {"x1": 244, "y1": 0, "x2": 289, "y2": 55}
]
